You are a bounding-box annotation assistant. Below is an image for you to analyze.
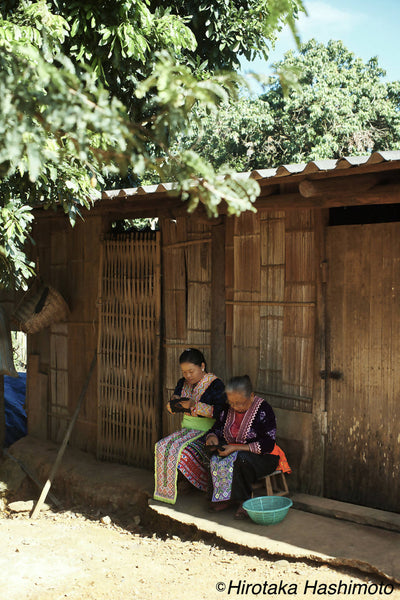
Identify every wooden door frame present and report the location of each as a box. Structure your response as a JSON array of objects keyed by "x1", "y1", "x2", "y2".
[{"x1": 309, "y1": 209, "x2": 329, "y2": 496}]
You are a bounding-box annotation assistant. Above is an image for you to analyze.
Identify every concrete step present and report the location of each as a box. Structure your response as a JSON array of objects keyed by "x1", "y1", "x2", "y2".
[{"x1": 291, "y1": 493, "x2": 400, "y2": 533}]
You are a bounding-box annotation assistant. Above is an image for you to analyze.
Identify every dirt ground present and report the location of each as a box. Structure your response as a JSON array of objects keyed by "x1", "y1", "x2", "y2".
[{"x1": 1, "y1": 506, "x2": 399, "y2": 600}]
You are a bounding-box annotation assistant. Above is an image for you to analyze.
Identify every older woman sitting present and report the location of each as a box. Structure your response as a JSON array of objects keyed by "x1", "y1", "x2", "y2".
[{"x1": 205, "y1": 375, "x2": 291, "y2": 519}]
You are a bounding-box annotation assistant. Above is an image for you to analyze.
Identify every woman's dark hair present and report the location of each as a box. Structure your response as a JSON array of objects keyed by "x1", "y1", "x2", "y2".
[
  {"x1": 225, "y1": 375, "x2": 253, "y2": 398},
  {"x1": 179, "y1": 348, "x2": 207, "y2": 370}
]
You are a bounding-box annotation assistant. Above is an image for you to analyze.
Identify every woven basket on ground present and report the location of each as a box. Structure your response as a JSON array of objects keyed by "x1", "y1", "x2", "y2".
[{"x1": 13, "y1": 281, "x2": 70, "y2": 334}]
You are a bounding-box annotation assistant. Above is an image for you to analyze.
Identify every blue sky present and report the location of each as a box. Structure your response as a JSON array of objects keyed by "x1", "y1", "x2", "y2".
[{"x1": 241, "y1": 0, "x2": 400, "y2": 86}]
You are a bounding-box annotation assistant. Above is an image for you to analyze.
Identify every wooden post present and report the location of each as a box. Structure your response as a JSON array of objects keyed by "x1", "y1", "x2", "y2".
[
  {"x1": 310, "y1": 208, "x2": 329, "y2": 496},
  {"x1": 30, "y1": 352, "x2": 97, "y2": 519},
  {"x1": 210, "y1": 217, "x2": 226, "y2": 382}
]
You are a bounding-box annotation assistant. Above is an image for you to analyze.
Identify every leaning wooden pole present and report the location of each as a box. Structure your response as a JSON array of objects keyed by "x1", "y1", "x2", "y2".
[{"x1": 30, "y1": 352, "x2": 97, "y2": 519}]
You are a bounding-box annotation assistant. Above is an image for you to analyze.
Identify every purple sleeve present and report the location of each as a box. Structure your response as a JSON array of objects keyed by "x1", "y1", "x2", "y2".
[
  {"x1": 248, "y1": 401, "x2": 276, "y2": 454},
  {"x1": 206, "y1": 406, "x2": 228, "y2": 442}
]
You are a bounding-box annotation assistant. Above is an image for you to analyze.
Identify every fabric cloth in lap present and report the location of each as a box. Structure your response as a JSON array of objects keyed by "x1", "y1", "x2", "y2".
[
  {"x1": 210, "y1": 451, "x2": 280, "y2": 502},
  {"x1": 177, "y1": 437, "x2": 210, "y2": 491}
]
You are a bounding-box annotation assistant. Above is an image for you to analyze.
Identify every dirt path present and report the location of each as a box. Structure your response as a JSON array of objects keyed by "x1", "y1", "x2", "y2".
[{"x1": 1, "y1": 508, "x2": 399, "y2": 600}]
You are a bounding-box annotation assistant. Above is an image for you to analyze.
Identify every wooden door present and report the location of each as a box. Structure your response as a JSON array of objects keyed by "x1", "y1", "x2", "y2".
[
  {"x1": 325, "y1": 223, "x2": 400, "y2": 512},
  {"x1": 97, "y1": 231, "x2": 161, "y2": 469}
]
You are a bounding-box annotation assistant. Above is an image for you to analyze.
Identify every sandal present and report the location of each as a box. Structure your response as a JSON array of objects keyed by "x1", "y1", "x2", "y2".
[
  {"x1": 207, "y1": 500, "x2": 232, "y2": 512},
  {"x1": 234, "y1": 505, "x2": 249, "y2": 520}
]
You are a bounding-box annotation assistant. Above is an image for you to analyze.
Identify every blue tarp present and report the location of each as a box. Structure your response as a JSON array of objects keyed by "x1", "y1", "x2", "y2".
[{"x1": 4, "y1": 372, "x2": 27, "y2": 447}]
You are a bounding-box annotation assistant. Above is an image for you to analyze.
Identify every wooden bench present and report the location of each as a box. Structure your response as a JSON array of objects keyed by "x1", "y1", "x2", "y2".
[{"x1": 251, "y1": 470, "x2": 289, "y2": 497}]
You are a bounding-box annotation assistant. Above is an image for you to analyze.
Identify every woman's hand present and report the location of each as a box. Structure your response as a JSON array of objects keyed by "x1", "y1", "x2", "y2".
[
  {"x1": 205, "y1": 434, "x2": 219, "y2": 446},
  {"x1": 217, "y1": 444, "x2": 237, "y2": 457},
  {"x1": 217, "y1": 443, "x2": 249, "y2": 457},
  {"x1": 178, "y1": 399, "x2": 195, "y2": 411},
  {"x1": 166, "y1": 394, "x2": 180, "y2": 414}
]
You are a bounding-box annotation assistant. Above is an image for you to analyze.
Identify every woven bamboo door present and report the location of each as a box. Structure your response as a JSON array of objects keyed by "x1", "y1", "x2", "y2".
[{"x1": 97, "y1": 232, "x2": 161, "y2": 468}]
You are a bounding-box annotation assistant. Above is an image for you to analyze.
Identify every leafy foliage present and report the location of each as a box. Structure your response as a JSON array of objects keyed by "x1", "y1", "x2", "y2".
[
  {"x1": 0, "y1": 0, "x2": 303, "y2": 288},
  {"x1": 147, "y1": 0, "x2": 304, "y2": 70},
  {"x1": 0, "y1": 199, "x2": 35, "y2": 284},
  {"x1": 264, "y1": 40, "x2": 400, "y2": 163},
  {"x1": 175, "y1": 40, "x2": 400, "y2": 172}
]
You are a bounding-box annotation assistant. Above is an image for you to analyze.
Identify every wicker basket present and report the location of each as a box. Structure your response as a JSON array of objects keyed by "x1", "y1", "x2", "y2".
[{"x1": 13, "y1": 281, "x2": 70, "y2": 334}]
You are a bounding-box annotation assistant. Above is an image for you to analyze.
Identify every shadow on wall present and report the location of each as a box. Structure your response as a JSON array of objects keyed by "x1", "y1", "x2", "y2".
[{"x1": 277, "y1": 437, "x2": 303, "y2": 492}]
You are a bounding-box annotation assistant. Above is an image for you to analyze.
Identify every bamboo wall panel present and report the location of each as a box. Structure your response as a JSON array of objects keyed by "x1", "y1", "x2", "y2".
[
  {"x1": 261, "y1": 267, "x2": 285, "y2": 301},
  {"x1": 68, "y1": 323, "x2": 98, "y2": 452},
  {"x1": 187, "y1": 284, "x2": 211, "y2": 331},
  {"x1": 285, "y1": 231, "x2": 315, "y2": 283},
  {"x1": 325, "y1": 223, "x2": 400, "y2": 512},
  {"x1": 68, "y1": 218, "x2": 107, "y2": 323},
  {"x1": 234, "y1": 235, "x2": 261, "y2": 301},
  {"x1": 229, "y1": 209, "x2": 316, "y2": 412},
  {"x1": 49, "y1": 323, "x2": 69, "y2": 443},
  {"x1": 261, "y1": 218, "x2": 285, "y2": 266},
  {"x1": 285, "y1": 209, "x2": 314, "y2": 230},
  {"x1": 258, "y1": 306, "x2": 283, "y2": 392},
  {"x1": 50, "y1": 229, "x2": 68, "y2": 265},
  {"x1": 47, "y1": 221, "x2": 70, "y2": 444},
  {"x1": 234, "y1": 211, "x2": 260, "y2": 236},
  {"x1": 97, "y1": 232, "x2": 161, "y2": 468},
  {"x1": 232, "y1": 304, "x2": 260, "y2": 384},
  {"x1": 160, "y1": 217, "x2": 213, "y2": 436}
]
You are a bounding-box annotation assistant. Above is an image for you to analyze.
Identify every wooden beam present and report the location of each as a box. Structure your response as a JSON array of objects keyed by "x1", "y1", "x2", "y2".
[
  {"x1": 255, "y1": 182, "x2": 400, "y2": 210},
  {"x1": 299, "y1": 174, "x2": 381, "y2": 198},
  {"x1": 256, "y1": 192, "x2": 317, "y2": 210}
]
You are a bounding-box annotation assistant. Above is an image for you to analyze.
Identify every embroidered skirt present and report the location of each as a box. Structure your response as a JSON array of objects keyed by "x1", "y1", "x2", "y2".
[{"x1": 153, "y1": 415, "x2": 214, "y2": 504}]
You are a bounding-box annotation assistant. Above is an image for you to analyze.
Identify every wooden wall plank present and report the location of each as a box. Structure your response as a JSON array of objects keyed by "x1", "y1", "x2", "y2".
[{"x1": 26, "y1": 354, "x2": 48, "y2": 439}]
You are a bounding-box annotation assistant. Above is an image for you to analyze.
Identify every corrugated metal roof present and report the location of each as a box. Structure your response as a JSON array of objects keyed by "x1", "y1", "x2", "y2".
[{"x1": 102, "y1": 151, "x2": 400, "y2": 200}]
